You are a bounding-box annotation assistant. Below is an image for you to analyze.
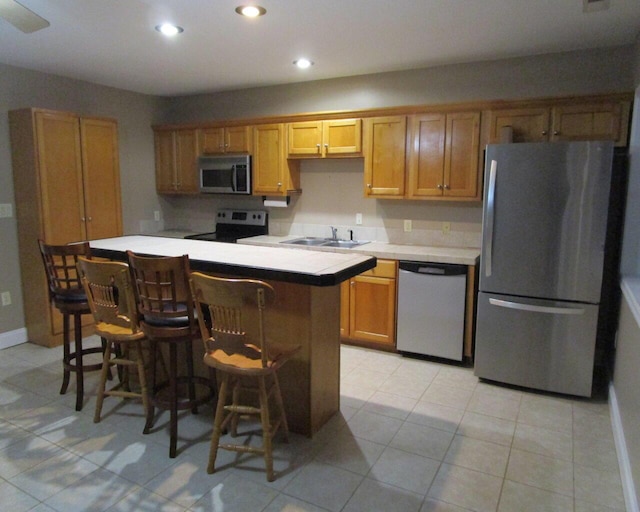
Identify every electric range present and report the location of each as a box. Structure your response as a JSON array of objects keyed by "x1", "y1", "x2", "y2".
[{"x1": 183, "y1": 209, "x2": 268, "y2": 243}]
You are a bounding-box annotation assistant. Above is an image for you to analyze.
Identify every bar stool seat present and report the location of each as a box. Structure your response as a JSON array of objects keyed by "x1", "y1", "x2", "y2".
[
  {"x1": 127, "y1": 251, "x2": 215, "y2": 458},
  {"x1": 38, "y1": 239, "x2": 108, "y2": 411}
]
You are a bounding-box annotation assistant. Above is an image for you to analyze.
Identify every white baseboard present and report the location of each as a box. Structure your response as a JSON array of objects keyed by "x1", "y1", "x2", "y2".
[
  {"x1": 610, "y1": 382, "x2": 639, "y2": 512},
  {"x1": 0, "y1": 328, "x2": 28, "y2": 350}
]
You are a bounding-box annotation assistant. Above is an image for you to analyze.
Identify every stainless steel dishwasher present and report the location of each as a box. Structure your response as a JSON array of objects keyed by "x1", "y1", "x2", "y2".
[{"x1": 396, "y1": 261, "x2": 467, "y2": 361}]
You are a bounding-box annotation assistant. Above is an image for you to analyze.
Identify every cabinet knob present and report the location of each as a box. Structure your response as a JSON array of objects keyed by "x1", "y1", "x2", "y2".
[
  {"x1": 437, "y1": 184, "x2": 443, "y2": 189},
  {"x1": 553, "y1": 131, "x2": 559, "y2": 136},
  {"x1": 81, "y1": 217, "x2": 85, "y2": 222},
  {"x1": 444, "y1": 184, "x2": 450, "y2": 190},
  {"x1": 542, "y1": 130, "x2": 547, "y2": 135},
  {"x1": 277, "y1": 182, "x2": 282, "y2": 188},
  {"x1": 87, "y1": 217, "x2": 92, "y2": 221},
  {"x1": 316, "y1": 143, "x2": 321, "y2": 152},
  {"x1": 367, "y1": 183, "x2": 372, "y2": 189},
  {"x1": 324, "y1": 143, "x2": 329, "y2": 148}
]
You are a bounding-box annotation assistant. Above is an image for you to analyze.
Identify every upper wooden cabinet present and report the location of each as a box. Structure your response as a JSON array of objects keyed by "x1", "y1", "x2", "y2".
[
  {"x1": 200, "y1": 125, "x2": 252, "y2": 154},
  {"x1": 287, "y1": 119, "x2": 362, "y2": 158},
  {"x1": 154, "y1": 128, "x2": 200, "y2": 194},
  {"x1": 9, "y1": 108, "x2": 122, "y2": 347},
  {"x1": 408, "y1": 112, "x2": 480, "y2": 199},
  {"x1": 252, "y1": 124, "x2": 301, "y2": 196},
  {"x1": 488, "y1": 100, "x2": 631, "y2": 146},
  {"x1": 363, "y1": 116, "x2": 408, "y2": 198}
]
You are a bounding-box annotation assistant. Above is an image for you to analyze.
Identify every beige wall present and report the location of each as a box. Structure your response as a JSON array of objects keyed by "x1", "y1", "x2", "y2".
[{"x1": 0, "y1": 63, "x2": 164, "y2": 337}]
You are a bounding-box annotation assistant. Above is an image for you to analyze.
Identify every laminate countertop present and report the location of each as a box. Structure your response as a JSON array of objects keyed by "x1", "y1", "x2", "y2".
[
  {"x1": 89, "y1": 235, "x2": 376, "y2": 287},
  {"x1": 239, "y1": 235, "x2": 480, "y2": 266}
]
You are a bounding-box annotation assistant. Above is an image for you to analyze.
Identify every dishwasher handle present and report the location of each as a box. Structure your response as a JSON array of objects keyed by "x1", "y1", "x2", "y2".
[{"x1": 399, "y1": 261, "x2": 467, "y2": 277}]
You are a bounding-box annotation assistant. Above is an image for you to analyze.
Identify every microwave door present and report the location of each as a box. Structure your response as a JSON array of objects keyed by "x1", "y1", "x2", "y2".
[{"x1": 231, "y1": 165, "x2": 237, "y2": 192}]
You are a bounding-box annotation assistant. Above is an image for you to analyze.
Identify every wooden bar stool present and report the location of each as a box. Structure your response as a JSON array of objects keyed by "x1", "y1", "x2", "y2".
[
  {"x1": 38, "y1": 240, "x2": 107, "y2": 411},
  {"x1": 77, "y1": 257, "x2": 151, "y2": 428},
  {"x1": 189, "y1": 272, "x2": 300, "y2": 482},
  {"x1": 127, "y1": 251, "x2": 214, "y2": 458}
]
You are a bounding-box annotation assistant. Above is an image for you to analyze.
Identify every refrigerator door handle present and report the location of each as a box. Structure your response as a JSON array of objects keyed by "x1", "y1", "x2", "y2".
[
  {"x1": 485, "y1": 160, "x2": 497, "y2": 277},
  {"x1": 489, "y1": 298, "x2": 585, "y2": 315}
]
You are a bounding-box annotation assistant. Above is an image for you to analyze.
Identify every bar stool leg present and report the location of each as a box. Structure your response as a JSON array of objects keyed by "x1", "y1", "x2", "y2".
[
  {"x1": 74, "y1": 312, "x2": 84, "y2": 411},
  {"x1": 169, "y1": 342, "x2": 178, "y2": 458},
  {"x1": 185, "y1": 340, "x2": 198, "y2": 414},
  {"x1": 208, "y1": 373, "x2": 229, "y2": 474},
  {"x1": 144, "y1": 342, "x2": 158, "y2": 435},
  {"x1": 94, "y1": 341, "x2": 113, "y2": 423},
  {"x1": 60, "y1": 313, "x2": 71, "y2": 395},
  {"x1": 258, "y1": 376, "x2": 274, "y2": 482},
  {"x1": 135, "y1": 342, "x2": 151, "y2": 433}
]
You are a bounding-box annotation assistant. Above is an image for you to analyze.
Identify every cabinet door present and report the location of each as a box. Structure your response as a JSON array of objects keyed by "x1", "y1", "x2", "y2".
[
  {"x1": 408, "y1": 114, "x2": 446, "y2": 197},
  {"x1": 349, "y1": 275, "x2": 396, "y2": 346},
  {"x1": 551, "y1": 103, "x2": 623, "y2": 144},
  {"x1": 253, "y1": 124, "x2": 285, "y2": 194},
  {"x1": 35, "y1": 111, "x2": 86, "y2": 244},
  {"x1": 444, "y1": 112, "x2": 480, "y2": 198},
  {"x1": 155, "y1": 131, "x2": 177, "y2": 192},
  {"x1": 175, "y1": 129, "x2": 199, "y2": 193},
  {"x1": 225, "y1": 126, "x2": 251, "y2": 153},
  {"x1": 364, "y1": 116, "x2": 407, "y2": 197},
  {"x1": 200, "y1": 127, "x2": 225, "y2": 154},
  {"x1": 324, "y1": 119, "x2": 362, "y2": 156},
  {"x1": 288, "y1": 121, "x2": 323, "y2": 156},
  {"x1": 80, "y1": 118, "x2": 122, "y2": 240},
  {"x1": 488, "y1": 108, "x2": 550, "y2": 143}
]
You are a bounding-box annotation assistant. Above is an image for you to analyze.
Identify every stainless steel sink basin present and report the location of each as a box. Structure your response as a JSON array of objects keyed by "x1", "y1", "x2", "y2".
[
  {"x1": 280, "y1": 237, "x2": 370, "y2": 249},
  {"x1": 281, "y1": 237, "x2": 328, "y2": 246}
]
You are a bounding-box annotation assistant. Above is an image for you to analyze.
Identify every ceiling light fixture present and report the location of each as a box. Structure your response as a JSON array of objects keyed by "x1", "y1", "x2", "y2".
[
  {"x1": 293, "y1": 58, "x2": 314, "y2": 70},
  {"x1": 155, "y1": 23, "x2": 184, "y2": 36},
  {"x1": 235, "y1": 5, "x2": 266, "y2": 18}
]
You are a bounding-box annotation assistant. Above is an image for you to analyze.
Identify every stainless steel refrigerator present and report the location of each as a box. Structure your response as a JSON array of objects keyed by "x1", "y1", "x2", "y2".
[{"x1": 474, "y1": 141, "x2": 614, "y2": 397}]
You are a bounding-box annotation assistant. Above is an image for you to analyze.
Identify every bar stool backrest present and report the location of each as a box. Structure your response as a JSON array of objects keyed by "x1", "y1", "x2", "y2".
[
  {"x1": 38, "y1": 239, "x2": 91, "y2": 304},
  {"x1": 190, "y1": 272, "x2": 275, "y2": 370},
  {"x1": 77, "y1": 257, "x2": 139, "y2": 333}
]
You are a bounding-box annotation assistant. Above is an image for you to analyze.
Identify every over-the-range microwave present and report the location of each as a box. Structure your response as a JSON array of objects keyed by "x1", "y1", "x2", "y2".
[{"x1": 198, "y1": 154, "x2": 251, "y2": 195}]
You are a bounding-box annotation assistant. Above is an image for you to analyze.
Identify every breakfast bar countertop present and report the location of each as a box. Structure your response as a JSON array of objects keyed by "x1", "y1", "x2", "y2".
[
  {"x1": 239, "y1": 235, "x2": 480, "y2": 266},
  {"x1": 89, "y1": 235, "x2": 376, "y2": 287}
]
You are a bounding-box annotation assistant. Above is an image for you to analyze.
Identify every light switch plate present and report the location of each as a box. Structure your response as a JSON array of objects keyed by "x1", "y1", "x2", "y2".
[
  {"x1": 1, "y1": 292, "x2": 11, "y2": 306},
  {"x1": 403, "y1": 219, "x2": 412, "y2": 232},
  {"x1": 0, "y1": 204, "x2": 13, "y2": 218},
  {"x1": 356, "y1": 213, "x2": 362, "y2": 225},
  {"x1": 442, "y1": 222, "x2": 451, "y2": 234}
]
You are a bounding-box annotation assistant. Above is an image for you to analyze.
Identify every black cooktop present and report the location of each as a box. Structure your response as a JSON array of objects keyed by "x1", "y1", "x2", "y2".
[{"x1": 184, "y1": 209, "x2": 268, "y2": 243}]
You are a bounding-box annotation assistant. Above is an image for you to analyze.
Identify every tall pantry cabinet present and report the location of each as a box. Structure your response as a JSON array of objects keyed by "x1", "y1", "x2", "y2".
[{"x1": 9, "y1": 108, "x2": 123, "y2": 347}]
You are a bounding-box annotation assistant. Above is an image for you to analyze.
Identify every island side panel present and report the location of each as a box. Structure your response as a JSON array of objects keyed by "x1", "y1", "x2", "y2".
[{"x1": 266, "y1": 280, "x2": 341, "y2": 437}]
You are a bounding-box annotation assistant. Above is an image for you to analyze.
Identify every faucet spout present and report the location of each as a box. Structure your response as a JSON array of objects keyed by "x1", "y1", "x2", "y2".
[{"x1": 329, "y1": 226, "x2": 338, "y2": 241}]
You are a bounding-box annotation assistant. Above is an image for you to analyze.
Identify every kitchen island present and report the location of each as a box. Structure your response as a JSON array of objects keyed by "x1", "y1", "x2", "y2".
[{"x1": 90, "y1": 235, "x2": 376, "y2": 437}]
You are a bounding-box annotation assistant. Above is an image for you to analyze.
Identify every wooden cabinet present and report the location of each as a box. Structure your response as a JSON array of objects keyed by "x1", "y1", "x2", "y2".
[
  {"x1": 154, "y1": 129, "x2": 200, "y2": 194},
  {"x1": 9, "y1": 108, "x2": 122, "y2": 347},
  {"x1": 200, "y1": 125, "x2": 251, "y2": 154},
  {"x1": 488, "y1": 101, "x2": 630, "y2": 146},
  {"x1": 363, "y1": 116, "x2": 407, "y2": 198},
  {"x1": 408, "y1": 112, "x2": 480, "y2": 199},
  {"x1": 252, "y1": 123, "x2": 301, "y2": 196},
  {"x1": 288, "y1": 119, "x2": 362, "y2": 157},
  {"x1": 341, "y1": 259, "x2": 397, "y2": 350}
]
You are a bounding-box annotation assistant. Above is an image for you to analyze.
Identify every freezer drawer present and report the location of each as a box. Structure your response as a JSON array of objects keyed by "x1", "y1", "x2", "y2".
[
  {"x1": 397, "y1": 262, "x2": 466, "y2": 361},
  {"x1": 474, "y1": 292, "x2": 598, "y2": 397}
]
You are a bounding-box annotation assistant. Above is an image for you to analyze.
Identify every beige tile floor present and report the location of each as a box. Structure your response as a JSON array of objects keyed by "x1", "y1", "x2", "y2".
[{"x1": 0, "y1": 337, "x2": 627, "y2": 512}]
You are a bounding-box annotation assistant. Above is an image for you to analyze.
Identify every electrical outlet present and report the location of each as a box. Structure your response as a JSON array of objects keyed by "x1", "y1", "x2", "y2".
[
  {"x1": 442, "y1": 222, "x2": 451, "y2": 235},
  {"x1": 1, "y1": 291, "x2": 11, "y2": 306},
  {"x1": 355, "y1": 213, "x2": 362, "y2": 225},
  {"x1": 154, "y1": 211, "x2": 161, "y2": 222},
  {"x1": 0, "y1": 204, "x2": 13, "y2": 218},
  {"x1": 403, "y1": 219, "x2": 412, "y2": 232}
]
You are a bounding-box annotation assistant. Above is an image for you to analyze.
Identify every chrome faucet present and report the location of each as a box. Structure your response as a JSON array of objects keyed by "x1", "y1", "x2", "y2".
[{"x1": 329, "y1": 226, "x2": 338, "y2": 241}]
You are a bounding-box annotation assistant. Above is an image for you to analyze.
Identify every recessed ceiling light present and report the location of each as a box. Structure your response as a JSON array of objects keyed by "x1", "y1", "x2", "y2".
[
  {"x1": 155, "y1": 23, "x2": 184, "y2": 36},
  {"x1": 235, "y1": 5, "x2": 266, "y2": 17},
  {"x1": 293, "y1": 58, "x2": 314, "y2": 69}
]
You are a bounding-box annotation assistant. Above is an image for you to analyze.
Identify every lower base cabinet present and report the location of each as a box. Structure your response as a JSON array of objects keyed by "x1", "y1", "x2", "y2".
[{"x1": 340, "y1": 259, "x2": 397, "y2": 351}]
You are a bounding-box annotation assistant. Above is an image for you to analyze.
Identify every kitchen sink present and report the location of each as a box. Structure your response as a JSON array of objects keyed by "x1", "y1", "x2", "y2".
[{"x1": 280, "y1": 237, "x2": 370, "y2": 249}]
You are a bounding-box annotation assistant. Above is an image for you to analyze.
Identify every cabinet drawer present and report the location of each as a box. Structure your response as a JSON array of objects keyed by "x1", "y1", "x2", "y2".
[{"x1": 361, "y1": 259, "x2": 396, "y2": 278}]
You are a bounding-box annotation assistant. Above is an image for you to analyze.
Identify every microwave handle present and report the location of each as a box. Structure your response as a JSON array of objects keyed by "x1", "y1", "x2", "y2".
[{"x1": 231, "y1": 165, "x2": 237, "y2": 192}]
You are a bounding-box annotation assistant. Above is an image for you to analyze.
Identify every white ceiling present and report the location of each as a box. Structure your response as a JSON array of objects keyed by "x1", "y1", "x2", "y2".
[{"x1": 1, "y1": 0, "x2": 639, "y2": 97}]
